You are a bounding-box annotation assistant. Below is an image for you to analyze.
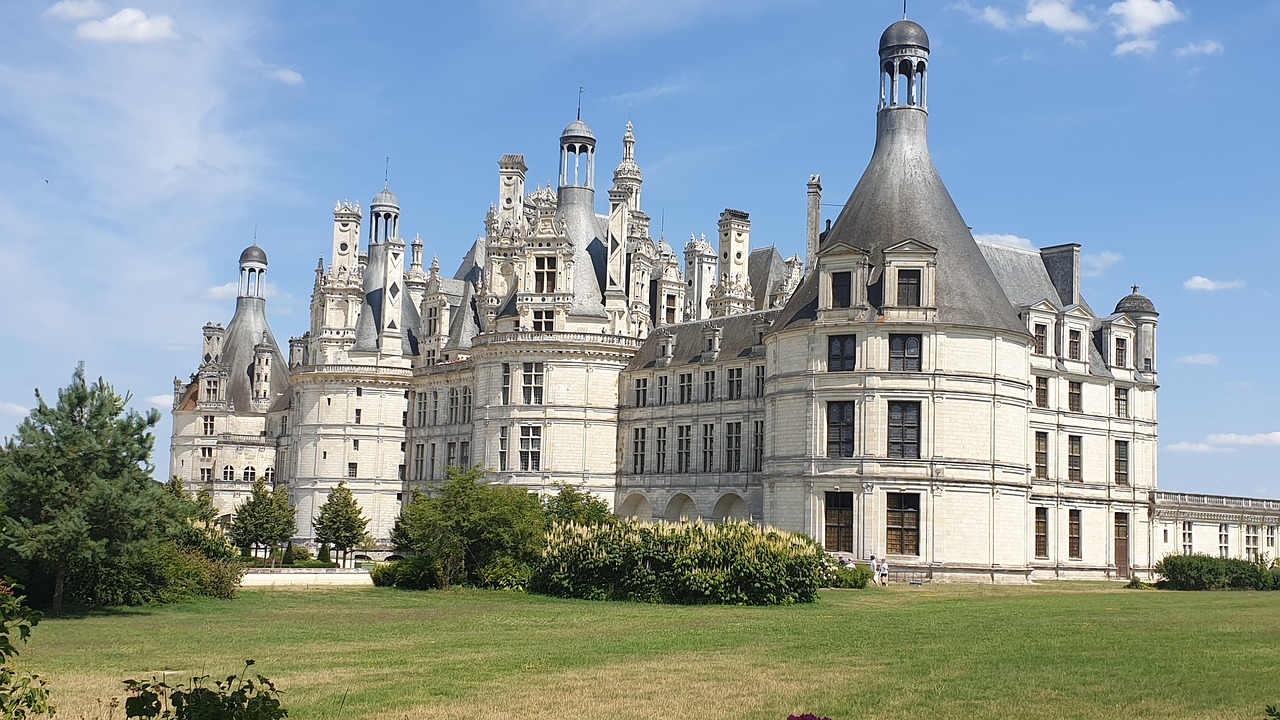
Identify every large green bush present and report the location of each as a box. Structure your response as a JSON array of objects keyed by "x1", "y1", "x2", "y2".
[
  {"x1": 531, "y1": 520, "x2": 824, "y2": 605},
  {"x1": 370, "y1": 557, "x2": 438, "y2": 590},
  {"x1": 1154, "y1": 554, "x2": 1277, "y2": 590}
]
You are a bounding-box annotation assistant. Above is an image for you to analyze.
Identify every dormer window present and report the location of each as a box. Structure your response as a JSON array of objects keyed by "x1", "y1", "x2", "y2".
[
  {"x1": 1114, "y1": 337, "x2": 1128, "y2": 368},
  {"x1": 1068, "y1": 330, "x2": 1082, "y2": 361},
  {"x1": 896, "y1": 269, "x2": 921, "y2": 307},
  {"x1": 532, "y1": 309, "x2": 554, "y2": 332},
  {"x1": 534, "y1": 256, "x2": 557, "y2": 293},
  {"x1": 1033, "y1": 324, "x2": 1048, "y2": 355},
  {"x1": 831, "y1": 271, "x2": 852, "y2": 309}
]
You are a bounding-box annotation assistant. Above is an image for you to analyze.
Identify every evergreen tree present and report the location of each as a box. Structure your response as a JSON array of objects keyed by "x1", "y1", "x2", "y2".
[
  {"x1": 228, "y1": 478, "x2": 273, "y2": 557},
  {"x1": 0, "y1": 365, "x2": 174, "y2": 616},
  {"x1": 268, "y1": 484, "x2": 296, "y2": 560},
  {"x1": 544, "y1": 484, "x2": 615, "y2": 526},
  {"x1": 313, "y1": 481, "x2": 368, "y2": 568}
]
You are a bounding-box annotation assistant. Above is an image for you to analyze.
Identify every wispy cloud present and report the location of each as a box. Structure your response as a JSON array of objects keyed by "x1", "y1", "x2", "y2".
[
  {"x1": 1176, "y1": 353, "x2": 1219, "y2": 365},
  {"x1": 1175, "y1": 40, "x2": 1224, "y2": 58},
  {"x1": 75, "y1": 8, "x2": 178, "y2": 43},
  {"x1": 1107, "y1": 0, "x2": 1184, "y2": 56},
  {"x1": 974, "y1": 233, "x2": 1036, "y2": 250},
  {"x1": 1183, "y1": 275, "x2": 1245, "y2": 291},
  {"x1": 1166, "y1": 441, "x2": 1233, "y2": 454},
  {"x1": 266, "y1": 67, "x2": 304, "y2": 85},
  {"x1": 204, "y1": 280, "x2": 287, "y2": 301},
  {"x1": 0, "y1": 401, "x2": 29, "y2": 420},
  {"x1": 43, "y1": 0, "x2": 105, "y2": 21},
  {"x1": 951, "y1": 2, "x2": 1016, "y2": 30},
  {"x1": 1207, "y1": 432, "x2": 1280, "y2": 447},
  {"x1": 144, "y1": 394, "x2": 172, "y2": 408},
  {"x1": 609, "y1": 80, "x2": 691, "y2": 107},
  {"x1": 1081, "y1": 250, "x2": 1122, "y2": 277},
  {"x1": 1026, "y1": 0, "x2": 1094, "y2": 33}
]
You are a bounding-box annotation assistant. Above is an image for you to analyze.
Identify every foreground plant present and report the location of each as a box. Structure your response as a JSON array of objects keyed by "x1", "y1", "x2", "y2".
[
  {"x1": 122, "y1": 659, "x2": 287, "y2": 719},
  {"x1": 0, "y1": 578, "x2": 54, "y2": 719}
]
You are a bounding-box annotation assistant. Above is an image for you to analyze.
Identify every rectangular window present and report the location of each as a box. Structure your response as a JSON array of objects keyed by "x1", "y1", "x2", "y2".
[
  {"x1": 754, "y1": 365, "x2": 766, "y2": 398},
  {"x1": 726, "y1": 368, "x2": 743, "y2": 400},
  {"x1": 676, "y1": 425, "x2": 692, "y2": 473},
  {"x1": 1219, "y1": 523, "x2": 1229, "y2": 558},
  {"x1": 656, "y1": 375, "x2": 669, "y2": 405},
  {"x1": 1035, "y1": 377, "x2": 1049, "y2": 409},
  {"x1": 460, "y1": 441, "x2": 470, "y2": 468},
  {"x1": 1033, "y1": 324, "x2": 1047, "y2": 355},
  {"x1": 1182, "y1": 521, "x2": 1194, "y2": 554},
  {"x1": 522, "y1": 362, "x2": 545, "y2": 405},
  {"x1": 827, "y1": 401, "x2": 856, "y2": 458},
  {"x1": 351, "y1": 439, "x2": 359, "y2": 451},
  {"x1": 1068, "y1": 435, "x2": 1082, "y2": 482},
  {"x1": 355, "y1": 387, "x2": 363, "y2": 397},
  {"x1": 825, "y1": 492, "x2": 855, "y2": 552},
  {"x1": 1035, "y1": 507, "x2": 1049, "y2": 558},
  {"x1": 678, "y1": 373, "x2": 693, "y2": 404},
  {"x1": 701, "y1": 423, "x2": 715, "y2": 472},
  {"x1": 1115, "y1": 337, "x2": 1128, "y2": 368},
  {"x1": 665, "y1": 294, "x2": 677, "y2": 324},
  {"x1": 200, "y1": 446, "x2": 214, "y2": 459},
  {"x1": 347, "y1": 462, "x2": 358, "y2": 479},
  {"x1": 1069, "y1": 329, "x2": 1082, "y2": 361},
  {"x1": 752, "y1": 420, "x2": 765, "y2": 472},
  {"x1": 724, "y1": 422, "x2": 742, "y2": 472},
  {"x1": 632, "y1": 427, "x2": 647, "y2": 474},
  {"x1": 889, "y1": 334, "x2": 922, "y2": 372},
  {"x1": 415, "y1": 392, "x2": 428, "y2": 427},
  {"x1": 519, "y1": 426, "x2": 542, "y2": 471},
  {"x1": 425, "y1": 306, "x2": 439, "y2": 336},
  {"x1": 354, "y1": 408, "x2": 362, "y2": 424},
  {"x1": 461, "y1": 388, "x2": 472, "y2": 423},
  {"x1": 655, "y1": 426, "x2": 668, "y2": 473},
  {"x1": 831, "y1": 271, "x2": 852, "y2": 309},
  {"x1": 532, "y1": 309, "x2": 555, "y2": 332},
  {"x1": 534, "y1": 256, "x2": 557, "y2": 293},
  {"x1": 1069, "y1": 510, "x2": 1082, "y2": 559},
  {"x1": 199, "y1": 467, "x2": 213, "y2": 483},
  {"x1": 414, "y1": 442, "x2": 425, "y2": 480},
  {"x1": 633, "y1": 378, "x2": 648, "y2": 407},
  {"x1": 828, "y1": 334, "x2": 857, "y2": 372},
  {"x1": 1268, "y1": 525, "x2": 1276, "y2": 550},
  {"x1": 1035, "y1": 431, "x2": 1048, "y2": 479},
  {"x1": 448, "y1": 390, "x2": 460, "y2": 424},
  {"x1": 887, "y1": 401, "x2": 921, "y2": 459},
  {"x1": 896, "y1": 268, "x2": 921, "y2": 307},
  {"x1": 501, "y1": 363, "x2": 511, "y2": 404},
  {"x1": 703, "y1": 371, "x2": 716, "y2": 402},
  {"x1": 1114, "y1": 440, "x2": 1129, "y2": 485},
  {"x1": 1115, "y1": 387, "x2": 1129, "y2": 418},
  {"x1": 431, "y1": 391, "x2": 439, "y2": 424},
  {"x1": 1246, "y1": 525, "x2": 1259, "y2": 560},
  {"x1": 886, "y1": 493, "x2": 921, "y2": 555},
  {"x1": 1068, "y1": 381, "x2": 1082, "y2": 413},
  {"x1": 498, "y1": 427, "x2": 509, "y2": 472},
  {"x1": 201, "y1": 415, "x2": 215, "y2": 435},
  {"x1": 429, "y1": 443, "x2": 437, "y2": 480},
  {"x1": 446, "y1": 442, "x2": 457, "y2": 468},
  {"x1": 203, "y1": 378, "x2": 219, "y2": 402}
]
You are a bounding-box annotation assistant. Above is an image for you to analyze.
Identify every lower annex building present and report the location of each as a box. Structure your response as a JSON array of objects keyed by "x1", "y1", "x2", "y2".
[{"x1": 169, "y1": 18, "x2": 1280, "y2": 580}]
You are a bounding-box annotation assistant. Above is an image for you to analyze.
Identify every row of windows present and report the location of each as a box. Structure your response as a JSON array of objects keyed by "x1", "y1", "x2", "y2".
[
  {"x1": 830, "y1": 268, "x2": 921, "y2": 309},
  {"x1": 1033, "y1": 432, "x2": 1130, "y2": 485},
  {"x1": 1033, "y1": 323, "x2": 1140, "y2": 370},
  {"x1": 198, "y1": 465, "x2": 276, "y2": 485},
  {"x1": 1034, "y1": 507, "x2": 1089, "y2": 559},
  {"x1": 824, "y1": 491, "x2": 920, "y2": 555},
  {"x1": 825, "y1": 334, "x2": 921, "y2": 372},
  {"x1": 1178, "y1": 522, "x2": 1278, "y2": 559},
  {"x1": 410, "y1": 439, "x2": 475, "y2": 481},
  {"x1": 413, "y1": 387, "x2": 475, "y2": 426},
  {"x1": 823, "y1": 401, "x2": 922, "y2": 459},
  {"x1": 632, "y1": 365, "x2": 766, "y2": 407},
  {"x1": 629, "y1": 421, "x2": 766, "y2": 474},
  {"x1": 1034, "y1": 378, "x2": 1132, "y2": 418}
]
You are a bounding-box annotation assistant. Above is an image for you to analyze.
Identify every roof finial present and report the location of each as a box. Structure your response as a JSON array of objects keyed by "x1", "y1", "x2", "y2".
[
  {"x1": 1131, "y1": 284, "x2": 1140, "y2": 294},
  {"x1": 903, "y1": 0, "x2": 908, "y2": 19},
  {"x1": 577, "y1": 86, "x2": 584, "y2": 120},
  {"x1": 384, "y1": 156, "x2": 390, "y2": 189},
  {"x1": 253, "y1": 224, "x2": 257, "y2": 244}
]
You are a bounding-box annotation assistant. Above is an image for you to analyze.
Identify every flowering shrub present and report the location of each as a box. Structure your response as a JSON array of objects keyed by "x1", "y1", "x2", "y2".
[{"x1": 530, "y1": 520, "x2": 823, "y2": 605}]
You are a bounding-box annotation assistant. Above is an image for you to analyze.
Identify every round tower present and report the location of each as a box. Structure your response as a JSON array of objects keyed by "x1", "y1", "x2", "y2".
[
  {"x1": 879, "y1": 20, "x2": 929, "y2": 111},
  {"x1": 1115, "y1": 287, "x2": 1159, "y2": 373},
  {"x1": 559, "y1": 118, "x2": 596, "y2": 190},
  {"x1": 370, "y1": 186, "x2": 400, "y2": 245},
  {"x1": 238, "y1": 244, "x2": 268, "y2": 299}
]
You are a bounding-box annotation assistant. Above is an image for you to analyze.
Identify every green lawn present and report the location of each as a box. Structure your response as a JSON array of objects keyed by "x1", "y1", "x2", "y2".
[{"x1": 19, "y1": 583, "x2": 1280, "y2": 719}]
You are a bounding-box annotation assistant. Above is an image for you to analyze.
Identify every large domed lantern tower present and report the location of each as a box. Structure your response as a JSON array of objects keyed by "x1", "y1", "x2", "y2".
[{"x1": 880, "y1": 20, "x2": 929, "y2": 111}]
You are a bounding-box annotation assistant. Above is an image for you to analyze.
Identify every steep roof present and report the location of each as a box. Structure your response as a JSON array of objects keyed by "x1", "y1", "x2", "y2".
[
  {"x1": 627, "y1": 310, "x2": 778, "y2": 371},
  {"x1": 977, "y1": 241, "x2": 1063, "y2": 310},
  {"x1": 219, "y1": 297, "x2": 289, "y2": 411}
]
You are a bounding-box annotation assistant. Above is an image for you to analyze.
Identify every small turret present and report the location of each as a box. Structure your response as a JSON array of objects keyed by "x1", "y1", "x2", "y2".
[
  {"x1": 684, "y1": 234, "x2": 717, "y2": 321},
  {"x1": 1115, "y1": 285, "x2": 1159, "y2": 374}
]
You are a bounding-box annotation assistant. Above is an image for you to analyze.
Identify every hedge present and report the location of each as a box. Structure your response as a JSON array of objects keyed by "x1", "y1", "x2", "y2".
[
  {"x1": 1154, "y1": 554, "x2": 1278, "y2": 591},
  {"x1": 529, "y1": 520, "x2": 824, "y2": 605}
]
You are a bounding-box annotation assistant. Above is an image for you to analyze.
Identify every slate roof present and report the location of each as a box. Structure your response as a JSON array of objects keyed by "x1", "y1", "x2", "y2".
[
  {"x1": 747, "y1": 246, "x2": 791, "y2": 310},
  {"x1": 219, "y1": 297, "x2": 289, "y2": 411},
  {"x1": 977, "y1": 241, "x2": 1063, "y2": 310},
  {"x1": 627, "y1": 309, "x2": 778, "y2": 371}
]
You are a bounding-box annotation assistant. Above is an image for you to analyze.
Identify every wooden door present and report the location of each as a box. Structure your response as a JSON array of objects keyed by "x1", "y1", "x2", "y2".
[{"x1": 1114, "y1": 513, "x2": 1130, "y2": 579}]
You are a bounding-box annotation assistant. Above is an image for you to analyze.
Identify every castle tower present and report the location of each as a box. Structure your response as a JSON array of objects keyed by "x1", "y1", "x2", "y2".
[
  {"x1": 1116, "y1": 288, "x2": 1159, "y2": 374},
  {"x1": 498, "y1": 154, "x2": 528, "y2": 229},
  {"x1": 684, "y1": 234, "x2": 717, "y2": 321},
  {"x1": 370, "y1": 186, "x2": 399, "y2": 245},
  {"x1": 708, "y1": 208, "x2": 753, "y2": 318},
  {"x1": 332, "y1": 200, "x2": 362, "y2": 272}
]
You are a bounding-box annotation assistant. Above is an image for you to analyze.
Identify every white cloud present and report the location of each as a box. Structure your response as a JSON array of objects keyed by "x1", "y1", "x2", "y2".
[
  {"x1": 1175, "y1": 353, "x2": 1219, "y2": 365},
  {"x1": 0, "y1": 401, "x2": 29, "y2": 419},
  {"x1": 76, "y1": 8, "x2": 177, "y2": 43},
  {"x1": 44, "y1": 0, "x2": 106, "y2": 21},
  {"x1": 266, "y1": 67, "x2": 304, "y2": 85},
  {"x1": 1183, "y1": 275, "x2": 1245, "y2": 291},
  {"x1": 144, "y1": 394, "x2": 172, "y2": 407},
  {"x1": 1108, "y1": 0, "x2": 1183, "y2": 38},
  {"x1": 1166, "y1": 441, "x2": 1232, "y2": 454},
  {"x1": 1113, "y1": 38, "x2": 1157, "y2": 56},
  {"x1": 1080, "y1": 250, "x2": 1122, "y2": 277},
  {"x1": 974, "y1": 233, "x2": 1036, "y2": 250},
  {"x1": 1025, "y1": 0, "x2": 1093, "y2": 33},
  {"x1": 952, "y1": 2, "x2": 1016, "y2": 30},
  {"x1": 1206, "y1": 432, "x2": 1280, "y2": 447},
  {"x1": 204, "y1": 280, "x2": 284, "y2": 300},
  {"x1": 609, "y1": 80, "x2": 691, "y2": 106},
  {"x1": 1175, "y1": 40, "x2": 1223, "y2": 58}
]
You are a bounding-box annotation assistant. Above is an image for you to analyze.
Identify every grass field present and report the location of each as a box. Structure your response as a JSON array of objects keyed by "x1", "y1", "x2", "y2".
[{"x1": 19, "y1": 583, "x2": 1280, "y2": 720}]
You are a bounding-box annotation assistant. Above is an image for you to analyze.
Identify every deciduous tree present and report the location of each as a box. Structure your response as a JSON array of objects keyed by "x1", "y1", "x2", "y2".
[{"x1": 313, "y1": 481, "x2": 368, "y2": 568}]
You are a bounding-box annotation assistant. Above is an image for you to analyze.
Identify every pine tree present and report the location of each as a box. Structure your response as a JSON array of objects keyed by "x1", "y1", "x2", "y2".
[
  {"x1": 228, "y1": 478, "x2": 272, "y2": 557},
  {"x1": 313, "y1": 481, "x2": 368, "y2": 568},
  {"x1": 0, "y1": 365, "x2": 171, "y2": 617}
]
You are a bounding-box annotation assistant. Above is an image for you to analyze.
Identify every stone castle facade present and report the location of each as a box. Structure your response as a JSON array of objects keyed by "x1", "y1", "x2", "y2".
[{"x1": 169, "y1": 19, "x2": 1280, "y2": 579}]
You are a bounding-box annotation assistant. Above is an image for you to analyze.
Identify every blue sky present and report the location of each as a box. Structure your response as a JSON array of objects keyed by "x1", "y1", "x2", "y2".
[{"x1": 2, "y1": 0, "x2": 1278, "y2": 498}]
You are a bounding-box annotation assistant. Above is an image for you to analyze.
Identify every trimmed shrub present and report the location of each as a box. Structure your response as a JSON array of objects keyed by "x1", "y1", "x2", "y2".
[
  {"x1": 531, "y1": 520, "x2": 824, "y2": 605},
  {"x1": 824, "y1": 560, "x2": 873, "y2": 589},
  {"x1": 370, "y1": 557, "x2": 437, "y2": 590},
  {"x1": 1154, "y1": 554, "x2": 1276, "y2": 590}
]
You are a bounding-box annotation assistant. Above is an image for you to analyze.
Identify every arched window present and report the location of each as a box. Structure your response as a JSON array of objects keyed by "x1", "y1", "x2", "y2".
[
  {"x1": 243, "y1": 466, "x2": 256, "y2": 483},
  {"x1": 263, "y1": 467, "x2": 275, "y2": 484},
  {"x1": 222, "y1": 465, "x2": 235, "y2": 483}
]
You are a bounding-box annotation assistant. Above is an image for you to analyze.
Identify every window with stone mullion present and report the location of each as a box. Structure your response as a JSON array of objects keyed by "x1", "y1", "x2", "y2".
[
  {"x1": 887, "y1": 401, "x2": 921, "y2": 459},
  {"x1": 827, "y1": 401, "x2": 856, "y2": 458}
]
